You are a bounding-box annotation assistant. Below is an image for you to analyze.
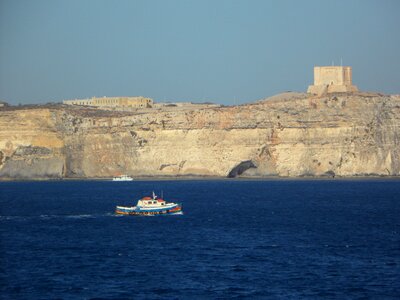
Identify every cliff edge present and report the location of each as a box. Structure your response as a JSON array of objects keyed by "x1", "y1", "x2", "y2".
[{"x1": 1, "y1": 92, "x2": 399, "y2": 179}]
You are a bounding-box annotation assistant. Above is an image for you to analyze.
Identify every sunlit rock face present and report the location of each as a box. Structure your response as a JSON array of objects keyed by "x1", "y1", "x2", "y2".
[{"x1": 0, "y1": 92, "x2": 399, "y2": 179}]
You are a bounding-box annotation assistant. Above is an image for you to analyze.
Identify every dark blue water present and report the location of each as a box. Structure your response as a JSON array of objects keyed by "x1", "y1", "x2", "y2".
[{"x1": 0, "y1": 180, "x2": 399, "y2": 299}]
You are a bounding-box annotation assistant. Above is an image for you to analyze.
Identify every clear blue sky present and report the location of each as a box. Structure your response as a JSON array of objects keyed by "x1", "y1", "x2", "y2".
[{"x1": 0, "y1": 0, "x2": 399, "y2": 105}]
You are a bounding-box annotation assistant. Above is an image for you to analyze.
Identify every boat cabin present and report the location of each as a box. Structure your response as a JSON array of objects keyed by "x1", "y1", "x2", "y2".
[{"x1": 137, "y1": 197, "x2": 166, "y2": 207}]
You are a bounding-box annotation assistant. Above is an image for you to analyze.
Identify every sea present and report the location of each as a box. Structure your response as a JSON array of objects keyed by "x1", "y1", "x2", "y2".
[{"x1": 0, "y1": 179, "x2": 399, "y2": 299}]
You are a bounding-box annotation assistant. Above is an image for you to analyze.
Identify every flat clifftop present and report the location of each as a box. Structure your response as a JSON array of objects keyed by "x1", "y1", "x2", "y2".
[{"x1": 1, "y1": 93, "x2": 399, "y2": 179}]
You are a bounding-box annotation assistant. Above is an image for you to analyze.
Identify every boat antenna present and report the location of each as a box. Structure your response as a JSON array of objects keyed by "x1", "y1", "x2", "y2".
[{"x1": 161, "y1": 190, "x2": 164, "y2": 199}]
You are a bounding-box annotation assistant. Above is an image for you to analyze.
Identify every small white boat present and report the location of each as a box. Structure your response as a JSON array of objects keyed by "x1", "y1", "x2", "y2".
[{"x1": 112, "y1": 175, "x2": 133, "y2": 181}]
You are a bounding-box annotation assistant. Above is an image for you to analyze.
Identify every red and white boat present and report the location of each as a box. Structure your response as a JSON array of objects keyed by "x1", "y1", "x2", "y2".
[{"x1": 115, "y1": 192, "x2": 183, "y2": 216}]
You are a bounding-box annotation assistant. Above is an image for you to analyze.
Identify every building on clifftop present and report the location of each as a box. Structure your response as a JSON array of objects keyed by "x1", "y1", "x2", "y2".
[
  {"x1": 63, "y1": 96, "x2": 153, "y2": 108},
  {"x1": 307, "y1": 66, "x2": 358, "y2": 95},
  {"x1": 0, "y1": 100, "x2": 9, "y2": 107}
]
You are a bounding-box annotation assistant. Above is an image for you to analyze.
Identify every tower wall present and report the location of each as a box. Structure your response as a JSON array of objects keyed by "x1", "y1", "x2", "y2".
[{"x1": 308, "y1": 66, "x2": 358, "y2": 95}]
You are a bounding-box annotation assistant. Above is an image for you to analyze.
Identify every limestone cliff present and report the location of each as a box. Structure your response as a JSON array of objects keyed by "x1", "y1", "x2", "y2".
[{"x1": 0, "y1": 92, "x2": 399, "y2": 179}]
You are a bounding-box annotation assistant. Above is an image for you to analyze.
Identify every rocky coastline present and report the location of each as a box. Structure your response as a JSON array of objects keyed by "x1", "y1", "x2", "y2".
[{"x1": 1, "y1": 92, "x2": 399, "y2": 180}]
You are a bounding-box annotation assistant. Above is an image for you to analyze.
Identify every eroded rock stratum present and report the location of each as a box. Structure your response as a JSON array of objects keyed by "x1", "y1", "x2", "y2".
[{"x1": 0, "y1": 92, "x2": 399, "y2": 179}]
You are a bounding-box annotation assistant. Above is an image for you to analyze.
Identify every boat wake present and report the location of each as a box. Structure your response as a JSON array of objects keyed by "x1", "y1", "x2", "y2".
[
  {"x1": 0, "y1": 211, "x2": 185, "y2": 221},
  {"x1": 0, "y1": 213, "x2": 119, "y2": 221}
]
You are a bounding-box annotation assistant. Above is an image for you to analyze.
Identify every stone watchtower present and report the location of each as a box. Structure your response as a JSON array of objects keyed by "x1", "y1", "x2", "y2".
[{"x1": 307, "y1": 66, "x2": 358, "y2": 95}]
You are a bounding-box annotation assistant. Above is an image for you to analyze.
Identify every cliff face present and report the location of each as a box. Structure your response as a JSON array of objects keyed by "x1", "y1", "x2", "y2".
[{"x1": 1, "y1": 93, "x2": 399, "y2": 179}]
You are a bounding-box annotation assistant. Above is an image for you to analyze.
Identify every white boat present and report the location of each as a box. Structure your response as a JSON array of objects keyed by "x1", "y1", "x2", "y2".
[
  {"x1": 112, "y1": 175, "x2": 133, "y2": 181},
  {"x1": 116, "y1": 192, "x2": 183, "y2": 216}
]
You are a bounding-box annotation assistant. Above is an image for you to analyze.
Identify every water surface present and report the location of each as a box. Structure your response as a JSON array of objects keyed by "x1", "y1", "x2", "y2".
[{"x1": 1, "y1": 180, "x2": 399, "y2": 299}]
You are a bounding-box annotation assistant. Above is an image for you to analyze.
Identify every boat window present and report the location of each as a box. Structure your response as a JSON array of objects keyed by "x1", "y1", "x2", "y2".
[{"x1": 161, "y1": 203, "x2": 164, "y2": 205}]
